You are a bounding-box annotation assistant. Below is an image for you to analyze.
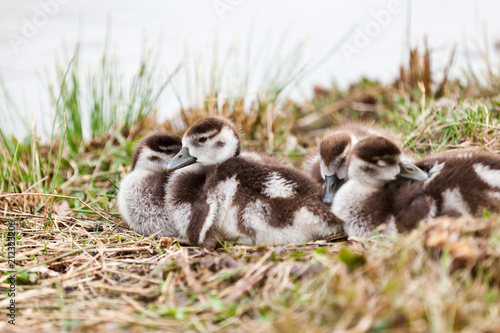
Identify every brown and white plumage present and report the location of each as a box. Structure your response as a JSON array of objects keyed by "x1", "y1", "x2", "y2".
[
  {"x1": 167, "y1": 117, "x2": 343, "y2": 249},
  {"x1": 117, "y1": 131, "x2": 182, "y2": 238},
  {"x1": 164, "y1": 139, "x2": 292, "y2": 243},
  {"x1": 416, "y1": 149, "x2": 500, "y2": 217},
  {"x1": 331, "y1": 136, "x2": 429, "y2": 238},
  {"x1": 303, "y1": 121, "x2": 403, "y2": 204},
  {"x1": 333, "y1": 136, "x2": 500, "y2": 238}
]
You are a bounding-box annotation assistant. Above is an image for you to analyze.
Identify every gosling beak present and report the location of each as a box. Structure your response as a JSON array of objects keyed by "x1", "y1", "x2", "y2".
[
  {"x1": 322, "y1": 174, "x2": 344, "y2": 204},
  {"x1": 167, "y1": 147, "x2": 197, "y2": 171},
  {"x1": 397, "y1": 160, "x2": 428, "y2": 181}
]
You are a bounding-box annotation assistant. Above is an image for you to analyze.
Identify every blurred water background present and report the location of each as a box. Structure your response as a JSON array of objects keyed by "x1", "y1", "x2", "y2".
[{"x1": 0, "y1": 0, "x2": 499, "y2": 139}]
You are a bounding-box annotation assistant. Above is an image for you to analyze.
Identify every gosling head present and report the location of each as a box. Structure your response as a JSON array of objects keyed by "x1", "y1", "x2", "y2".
[
  {"x1": 318, "y1": 132, "x2": 355, "y2": 204},
  {"x1": 167, "y1": 117, "x2": 240, "y2": 171},
  {"x1": 131, "y1": 131, "x2": 182, "y2": 172},
  {"x1": 347, "y1": 136, "x2": 428, "y2": 187}
]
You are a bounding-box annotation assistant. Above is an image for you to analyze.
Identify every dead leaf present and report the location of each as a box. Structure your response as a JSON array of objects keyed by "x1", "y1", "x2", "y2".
[
  {"x1": 449, "y1": 242, "x2": 478, "y2": 261},
  {"x1": 158, "y1": 237, "x2": 174, "y2": 249}
]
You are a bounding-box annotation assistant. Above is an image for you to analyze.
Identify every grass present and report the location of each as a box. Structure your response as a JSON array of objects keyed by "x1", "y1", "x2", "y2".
[{"x1": 1, "y1": 38, "x2": 500, "y2": 332}]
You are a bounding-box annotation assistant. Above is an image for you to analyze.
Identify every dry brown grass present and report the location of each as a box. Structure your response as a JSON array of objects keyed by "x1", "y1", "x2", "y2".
[{"x1": 1, "y1": 191, "x2": 499, "y2": 332}]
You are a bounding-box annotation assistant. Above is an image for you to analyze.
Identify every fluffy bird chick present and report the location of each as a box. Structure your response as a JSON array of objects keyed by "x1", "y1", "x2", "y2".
[
  {"x1": 167, "y1": 117, "x2": 343, "y2": 249},
  {"x1": 332, "y1": 136, "x2": 429, "y2": 238},
  {"x1": 164, "y1": 151, "x2": 292, "y2": 243},
  {"x1": 118, "y1": 131, "x2": 182, "y2": 237},
  {"x1": 303, "y1": 122, "x2": 404, "y2": 204}
]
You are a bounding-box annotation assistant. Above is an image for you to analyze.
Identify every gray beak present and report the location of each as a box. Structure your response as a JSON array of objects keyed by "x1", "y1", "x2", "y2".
[
  {"x1": 398, "y1": 160, "x2": 428, "y2": 181},
  {"x1": 322, "y1": 174, "x2": 344, "y2": 204},
  {"x1": 167, "y1": 147, "x2": 197, "y2": 171}
]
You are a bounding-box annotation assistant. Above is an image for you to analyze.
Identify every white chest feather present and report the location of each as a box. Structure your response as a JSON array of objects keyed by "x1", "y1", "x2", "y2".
[{"x1": 332, "y1": 180, "x2": 384, "y2": 238}]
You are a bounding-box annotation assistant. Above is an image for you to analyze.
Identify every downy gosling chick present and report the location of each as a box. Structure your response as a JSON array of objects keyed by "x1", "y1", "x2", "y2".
[
  {"x1": 332, "y1": 136, "x2": 429, "y2": 238},
  {"x1": 167, "y1": 117, "x2": 344, "y2": 249},
  {"x1": 303, "y1": 122, "x2": 408, "y2": 204},
  {"x1": 118, "y1": 131, "x2": 182, "y2": 237},
  {"x1": 164, "y1": 150, "x2": 293, "y2": 243}
]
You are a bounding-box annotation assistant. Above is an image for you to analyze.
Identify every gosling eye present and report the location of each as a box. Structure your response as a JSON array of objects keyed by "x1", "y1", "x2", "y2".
[
  {"x1": 158, "y1": 146, "x2": 174, "y2": 154},
  {"x1": 198, "y1": 136, "x2": 208, "y2": 143}
]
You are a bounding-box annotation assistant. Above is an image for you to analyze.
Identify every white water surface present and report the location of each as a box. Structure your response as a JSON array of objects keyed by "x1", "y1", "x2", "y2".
[{"x1": 0, "y1": 0, "x2": 499, "y2": 138}]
